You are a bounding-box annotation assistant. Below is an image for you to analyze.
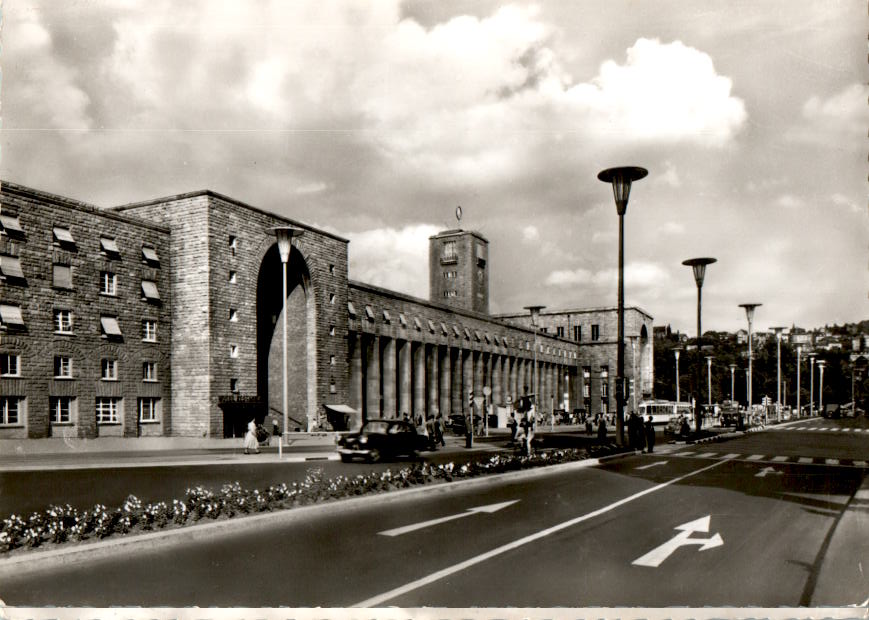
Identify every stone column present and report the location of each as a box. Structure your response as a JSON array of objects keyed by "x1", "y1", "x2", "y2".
[
  {"x1": 413, "y1": 342, "x2": 426, "y2": 419},
  {"x1": 426, "y1": 343, "x2": 439, "y2": 418},
  {"x1": 440, "y1": 345, "x2": 452, "y2": 416},
  {"x1": 462, "y1": 348, "x2": 473, "y2": 414},
  {"x1": 365, "y1": 334, "x2": 380, "y2": 418},
  {"x1": 508, "y1": 356, "x2": 517, "y2": 401},
  {"x1": 492, "y1": 353, "x2": 502, "y2": 406},
  {"x1": 382, "y1": 337, "x2": 397, "y2": 418},
  {"x1": 451, "y1": 347, "x2": 463, "y2": 415},
  {"x1": 398, "y1": 340, "x2": 412, "y2": 419},
  {"x1": 349, "y1": 332, "x2": 363, "y2": 414}
]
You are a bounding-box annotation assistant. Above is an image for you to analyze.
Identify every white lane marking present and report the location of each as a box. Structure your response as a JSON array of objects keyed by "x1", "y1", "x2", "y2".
[
  {"x1": 696, "y1": 452, "x2": 718, "y2": 459},
  {"x1": 826, "y1": 459, "x2": 840, "y2": 466},
  {"x1": 378, "y1": 500, "x2": 520, "y2": 537},
  {"x1": 632, "y1": 515, "x2": 724, "y2": 568},
  {"x1": 799, "y1": 457, "x2": 813, "y2": 464},
  {"x1": 635, "y1": 461, "x2": 668, "y2": 470},
  {"x1": 771, "y1": 456, "x2": 789, "y2": 462},
  {"x1": 353, "y1": 458, "x2": 732, "y2": 608},
  {"x1": 719, "y1": 453, "x2": 740, "y2": 460},
  {"x1": 746, "y1": 454, "x2": 765, "y2": 461},
  {"x1": 755, "y1": 466, "x2": 783, "y2": 478},
  {"x1": 854, "y1": 461, "x2": 868, "y2": 468},
  {"x1": 674, "y1": 451, "x2": 695, "y2": 457}
]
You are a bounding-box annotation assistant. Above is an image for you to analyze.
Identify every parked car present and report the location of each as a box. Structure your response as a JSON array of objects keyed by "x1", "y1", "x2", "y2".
[
  {"x1": 446, "y1": 413, "x2": 481, "y2": 435},
  {"x1": 664, "y1": 415, "x2": 690, "y2": 436},
  {"x1": 822, "y1": 403, "x2": 841, "y2": 419},
  {"x1": 338, "y1": 419, "x2": 435, "y2": 463},
  {"x1": 719, "y1": 408, "x2": 740, "y2": 427}
]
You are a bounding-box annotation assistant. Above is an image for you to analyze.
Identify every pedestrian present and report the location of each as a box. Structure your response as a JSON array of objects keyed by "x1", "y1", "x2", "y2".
[
  {"x1": 434, "y1": 413, "x2": 445, "y2": 447},
  {"x1": 679, "y1": 415, "x2": 690, "y2": 437},
  {"x1": 243, "y1": 419, "x2": 260, "y2": 454},
  {"x1": 628, "y1": 412, "x2": 641, "y2": 452},
  {"x1": 521, "y1": 410, "x2": 535, "y2": 456},
  {"x1": 508, "y1": 412, "x2": 518, "y2": 442},
  {"x1": 585, "y1": 415, "x2": 593, "y2": 435},
  {"x1": 645, "y1": 415, "x2": 656, "y2": 453},
  {"x1": 597, "y1": 416, "x2": 607, "y2": 443}
]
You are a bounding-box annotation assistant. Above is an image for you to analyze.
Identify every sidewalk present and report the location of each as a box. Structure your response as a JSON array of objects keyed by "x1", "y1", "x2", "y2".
[{"x1": 0, "y1": 426, "x2": 594, "y2": 472}]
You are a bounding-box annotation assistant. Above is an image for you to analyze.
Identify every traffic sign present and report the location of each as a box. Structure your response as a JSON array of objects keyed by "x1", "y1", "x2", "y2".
[{"x1": 483, "y1": 386, "x2": 491, "y2": 396}]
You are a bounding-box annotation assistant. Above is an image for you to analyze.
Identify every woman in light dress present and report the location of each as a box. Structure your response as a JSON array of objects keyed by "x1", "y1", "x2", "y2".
[{"x1": 243, "y1": 419, "x2": 260, "y2": 454}]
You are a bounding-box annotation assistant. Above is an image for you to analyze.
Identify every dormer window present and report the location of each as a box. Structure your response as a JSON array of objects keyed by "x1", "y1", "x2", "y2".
[{"x1": 52, "y1": 226, "x2": 76, "y2": 250}]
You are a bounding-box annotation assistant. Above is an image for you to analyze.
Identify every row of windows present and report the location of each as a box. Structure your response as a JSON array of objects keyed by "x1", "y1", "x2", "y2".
[
  {"x1": 0, "y1": 305, "x2": 159, "y2": 340},
  {"x1": 0, "y1": 353, "x2": 160, "y2": 381},
  {"x1": 349, "y1": 302, "x2": 577, "y2": 360},
  {"x1": 0, "y1": 214, "x2": 161, "y2": 263},
  {"x1": 0, "y1": 396, "x2": 160, "y2": 426},
  {"x1": 542, "y1": 324, "x2": 600, "y2": 342}
]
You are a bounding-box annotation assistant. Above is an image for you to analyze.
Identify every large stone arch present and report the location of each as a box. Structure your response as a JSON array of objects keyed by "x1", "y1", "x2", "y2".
[{"x1": 256, "y1": 243, "x2": 318, "y2": 432}]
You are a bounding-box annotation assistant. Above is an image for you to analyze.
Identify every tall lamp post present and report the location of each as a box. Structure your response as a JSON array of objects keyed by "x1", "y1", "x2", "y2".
[
  {"x1": 796, "y1": 345, "x2": 802, "y2": 418},
  {"x1": 598, "y1": 166, "x2": 648, "y2": 446},
  {"x1": 706, "y1": 356, "x2": 714, "y2": 409},
  {"x1": 674, "y1": 348, "x2": 682, "y2": 403},
  {"x1": 739, "y1": 303, "x2": 762, "y2": 428},
  {"x1": 272, "y1": 226, "x2": 304, "y2": 458},
  {"x1": 684, "y1": 257, "x2": 717, "y2": 432},
  {"x1": 771, "y1": 327, "x2": 785, "y2": 422},
  {"x1": 818, "y1": 359, "x2": 826, "y2": 414},
  {"x1": 809, "y1": 355, "x2": 816, "y2": 416},
  {"x1": 729, "y1": 363, "x2": 737, "y2": 405},
  {"x1": 525, "y1": 305, "x2": 545, "y2": 425}
]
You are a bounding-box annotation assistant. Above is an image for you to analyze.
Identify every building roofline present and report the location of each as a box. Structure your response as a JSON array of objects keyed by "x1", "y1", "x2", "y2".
[
  {"x1": 1, "y1": 180, "x2": 172, "y2": 234},
  {"x1": 429, "y1": 228, "x2": 489, "y2": 243},
  {"x1": 112, "y1": 189, "x2": 348, "y2": 243},
  {"x1": 348, "y1": 280, "x2": 566, "y2": 342},
  {"x1": 494, "y1": 305, "x2": 654, "y2": 321}
]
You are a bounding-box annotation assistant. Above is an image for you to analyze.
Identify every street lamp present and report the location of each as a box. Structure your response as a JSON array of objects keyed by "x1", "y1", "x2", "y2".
[
  {"x1": 674, "y1": 347, "x2": 682, "y2": 403},
  {"x1": 796, "y1": 345, "x2": 802, "y2": 418},
  {"x1": 706, "y1": 356, "x2": 714, "y2": 409},
  {"x1": 525, "y1": 304, "x2": 545, "y2": 420},
  {"x1": 729, "y1": 363, "x2": 737, "y2": 405},
  {"x1": 809, "y1": 355, "x2": 816, "y2": 416},
  {"x1": 684, "y1": 257, "x2": 716, "y2": 433},
  {"x1": 739, "y1": 303, "x2": 762, "y2": 428},
  {"x1": 630, "y1": 336, "x2": 638, "y2": 416},
  {"x1": 771, "y1": 326, "x2": 786, "y2": 422},
  {"x1": 818, "y1": 359, "x2": 826, "y2": 414},
  {"x1": 598, "y1": 165, "x2": 648, "y2": 446},
  {"x1": 272, "y1": 226, "x2": 304, "y2": 458}
]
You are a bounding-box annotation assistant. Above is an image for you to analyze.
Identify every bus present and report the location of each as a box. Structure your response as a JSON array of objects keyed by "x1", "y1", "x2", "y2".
[{"x1": 637, "y1": 400, "x2": 693, "y2": 425}]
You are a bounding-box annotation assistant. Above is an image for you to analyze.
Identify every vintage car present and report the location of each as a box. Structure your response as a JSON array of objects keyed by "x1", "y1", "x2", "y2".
[{"x1": 338, "y1": 418, "x2": 435, "y2": 463}]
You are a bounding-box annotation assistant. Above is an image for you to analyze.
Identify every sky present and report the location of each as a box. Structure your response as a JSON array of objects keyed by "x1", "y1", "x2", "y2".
[{"x1": 1, "y1": 0, "x2": 866, "y2": 335}]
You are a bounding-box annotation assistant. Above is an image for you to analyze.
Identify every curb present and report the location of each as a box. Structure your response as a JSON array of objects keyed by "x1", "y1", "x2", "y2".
[
  {"x1": 0, "y1": 453, "x2": 342, "y2": 472},
  {"x1": 0, "y1": 449, "x2": 631, "y2": 578}
]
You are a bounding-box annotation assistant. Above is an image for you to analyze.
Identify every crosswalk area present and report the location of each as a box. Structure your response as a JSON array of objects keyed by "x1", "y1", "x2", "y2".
[
  {"x1": 671, "y1": 450, "x2": 868, "y2": 468},
  {"x1": 772, "y1": 425, "x2": 869, "y2": 434}
]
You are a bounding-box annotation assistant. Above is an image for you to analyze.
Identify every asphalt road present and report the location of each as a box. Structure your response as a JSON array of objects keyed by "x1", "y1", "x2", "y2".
[{"x1": 3, "y1": 416, "x2": 867, "y2": 607}]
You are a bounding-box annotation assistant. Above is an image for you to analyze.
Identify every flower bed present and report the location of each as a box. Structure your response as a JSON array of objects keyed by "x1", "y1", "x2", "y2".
[{"x1": 0, "y1": 445, "x2": 619, "y2": 555}]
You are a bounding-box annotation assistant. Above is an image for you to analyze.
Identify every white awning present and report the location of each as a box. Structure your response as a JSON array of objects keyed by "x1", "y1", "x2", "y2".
[
  {"x1": 100, "y1": 237, "x2": 120, "y2": 254},
  {"x1": 0, "y1": 214, "x2": 23, "y2": 234},
  {"x1": 0, "y1": 256, "x2": 24, "y2": 279},
  {"x1": 364, "y1": 305, "x2": 375, "y2": 320},
  {"x1": 347, "y1": 301, "x2": 356, "y2": 317},
  {"x1": 324, "y1": 404, "x2": 358, "y2": 415},
  {"x1": 142, "y1": 246, "x2": 159, "y2": 264},
  {"x1": 100, "y1": 316, "x2": 123, "y2": 336},
  {"x1": 141, "y1": 280, "x2": 160, "y2": 300},
  {"x1": 0, "y1": 304, "x2": 24, "y2": 327},
  {"x1": 53, "y1": 226, "x2": 75, "y2": 245}
]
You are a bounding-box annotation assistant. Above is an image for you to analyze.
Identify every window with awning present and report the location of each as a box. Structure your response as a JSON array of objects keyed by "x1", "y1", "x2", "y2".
[
  {"x1": 0, "y1": 304, "x2": 25, "y2": 328},
  {"x1": 100, "y1": 316, "x2": 123, "y2": 337},
  {"x1": 141, "y1": 280, "x2": 160, "y2": 300},
  {"x1": 0, "y1": 256, "x2": 24, "y2": 279}
]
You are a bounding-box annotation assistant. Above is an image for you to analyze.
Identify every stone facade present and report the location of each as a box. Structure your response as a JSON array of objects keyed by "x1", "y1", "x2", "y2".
[
  {"x1": 0, "y1": 182, "x2": 172, "y2": 439},
  {"x1": 1, "y1": 180, "x2": 653, "y2": 441},
  {"x1": 497, "y1": 306, "x2": 655, "y2": 417}
]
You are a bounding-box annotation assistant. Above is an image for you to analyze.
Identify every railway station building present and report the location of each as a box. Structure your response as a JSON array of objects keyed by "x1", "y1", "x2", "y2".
[{"x1": 0, "y1": 181, "x2": 653, "y2": 440}]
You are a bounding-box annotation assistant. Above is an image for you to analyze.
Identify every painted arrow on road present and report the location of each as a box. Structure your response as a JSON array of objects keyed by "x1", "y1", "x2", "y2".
[
  {"x1": 378, "y1": 500, "x2": 519, "y2": 537},
  {"x1": 635, "y1": 461, "x2": 668, "y2": 470},
  {"x1": 755, "y1": 467, "x2": 783, "y2": 478},
  {"x1": 632, "y1": 515, "x2": 723, "y2": 567}
]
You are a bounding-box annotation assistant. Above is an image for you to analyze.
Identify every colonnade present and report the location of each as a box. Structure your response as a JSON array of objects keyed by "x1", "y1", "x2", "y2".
[{"x1": 347, "y1": 332, "x2": 575, "y2": 424}]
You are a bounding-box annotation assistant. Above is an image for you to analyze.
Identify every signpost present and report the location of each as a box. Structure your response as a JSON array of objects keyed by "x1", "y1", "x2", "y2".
[{"x1": 483, "y1": 386, "x2": 491, "y2": 436}]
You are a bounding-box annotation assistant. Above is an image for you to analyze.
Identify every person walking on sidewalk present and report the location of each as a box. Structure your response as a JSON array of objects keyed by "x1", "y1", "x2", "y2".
[
  {"x1": 243, "y1": 419, "x2": 260, "y2": 455},
  {"x1": 644, "y1": 415, "x2": 656, "y2": 453},
  {"x1": 434, "y1": 413, "x2": 446, "y2": 447},
  {"x1": 596, "y1": 416, "x2": 608, "y2": 444}
]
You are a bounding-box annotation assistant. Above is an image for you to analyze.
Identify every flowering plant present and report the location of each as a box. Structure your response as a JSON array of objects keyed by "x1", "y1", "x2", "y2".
[{"x1": 0, "y1": 445, "x2": 616, "y2": 554}]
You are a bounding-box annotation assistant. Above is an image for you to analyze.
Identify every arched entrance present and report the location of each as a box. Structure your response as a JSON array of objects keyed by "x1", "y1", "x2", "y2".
[{"x1": 256, "y1": 244, "x2": 316, "y2": 432}]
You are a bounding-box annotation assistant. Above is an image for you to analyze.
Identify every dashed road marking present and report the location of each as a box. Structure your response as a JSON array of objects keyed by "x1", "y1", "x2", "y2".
[
  {"x1": 771, "y1": 456, "x2": 789, "y2": 462},
  {"x1": 747, "y1": 454, "x2": 765, "y2": 461},
  {"x1": 826, "y1": 458, "x2": 840, "y2": 465},
  {"x1": 798, "y1": 457, "x2": 813, "y2": 464}
]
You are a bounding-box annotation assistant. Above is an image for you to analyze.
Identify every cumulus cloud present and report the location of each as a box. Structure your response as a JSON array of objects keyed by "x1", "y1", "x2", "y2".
[
  {"x1": 546, "y1": 261, "x2": 670, "y2": 290},
  {"x1": 786, "y1": 83, "x2": 869, "y2": 144},
  {"x1": 345, "y1": 224, "x2": 441, "y2": 297},
  {"x1": 522, "y1": 225, "x2": 540, "y2": 242},
  {"x1": 831, "y1": 193, "x2": 863, "y2": 215},
  {"x1": 658, "y1": 222, "x2": 685, "y2": 235},
  {"x1": 775, "y1": 194, "x2": 803, "y2": 209},
  {"x1": 563, "y1": 38, "x2": 747, "y2": 146},
  {"x1": 652, "y1": 161, "x2": 682, "y2": 188}
]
